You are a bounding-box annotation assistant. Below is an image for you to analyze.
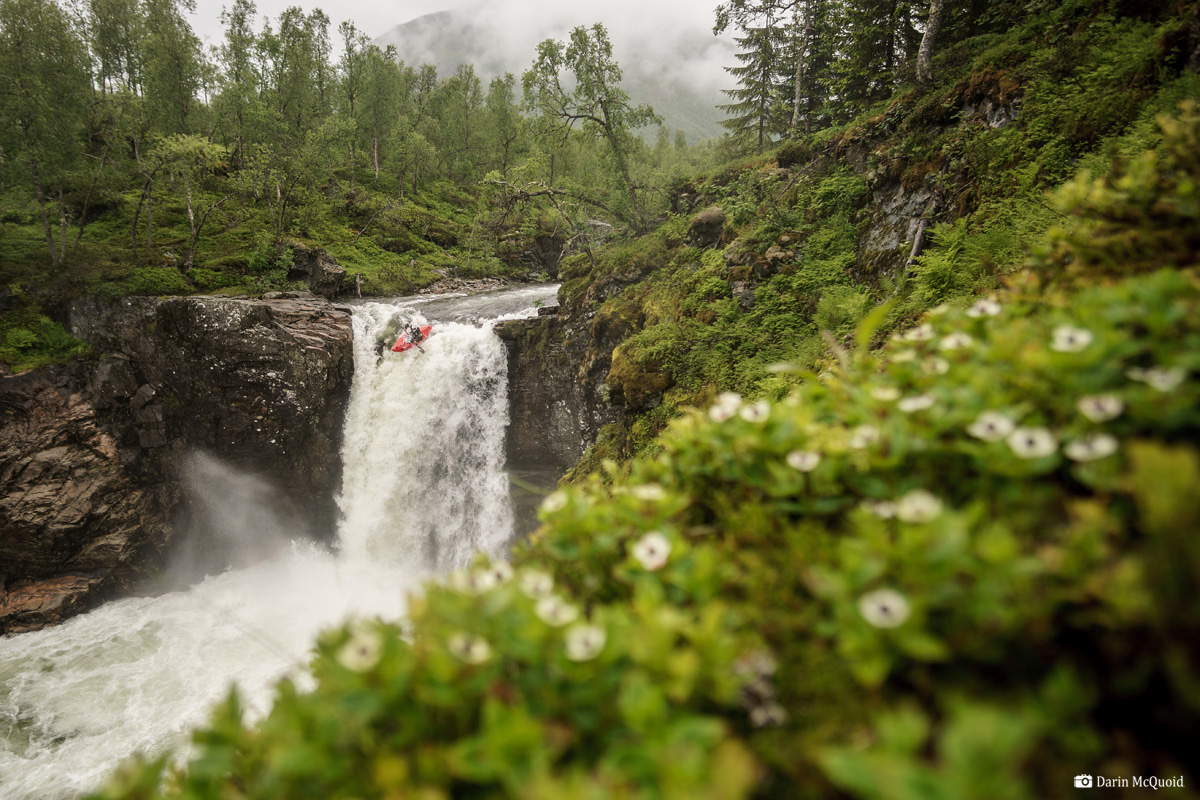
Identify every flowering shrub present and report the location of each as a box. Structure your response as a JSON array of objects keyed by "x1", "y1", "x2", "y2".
[{"x1": 524, "y1": 267, "x2": 1199, "y2": 794}]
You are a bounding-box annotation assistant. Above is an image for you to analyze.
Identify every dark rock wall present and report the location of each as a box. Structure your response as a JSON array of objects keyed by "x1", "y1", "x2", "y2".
[
  {"x1": 1, "y1": 293, "x2": 354, "y2": 634},
  {"x1": 0, "y1": 367, "x2": 167, "y2": 633}
]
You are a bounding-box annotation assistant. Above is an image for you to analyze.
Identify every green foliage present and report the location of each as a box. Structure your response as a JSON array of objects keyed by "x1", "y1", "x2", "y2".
[
  {"x1": 123, "y1": 266, "x2": 192, "y2": 295},
  {"x1": 1039, "y1": 100, "x2": 1200, "y2": 278},
  {"x1": 0, "y1": 305, "x2": 89, "y2": 371},
  {"x1": 95, "y1": 264, "x2": 1200, "y2": 799}
]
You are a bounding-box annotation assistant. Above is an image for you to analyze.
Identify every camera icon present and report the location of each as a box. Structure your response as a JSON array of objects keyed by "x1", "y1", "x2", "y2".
[{"x1": 1075, "y1": 775, "x2": 1094, "y2": 788}]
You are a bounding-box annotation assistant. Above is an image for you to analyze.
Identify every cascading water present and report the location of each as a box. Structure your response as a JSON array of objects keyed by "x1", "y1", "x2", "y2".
[
  {"x1": 0, "y1": 284, "x2": 558, "y2": 800},
  {"x1": 337, "y1": 305, "x2": 512, "y2": 570}
]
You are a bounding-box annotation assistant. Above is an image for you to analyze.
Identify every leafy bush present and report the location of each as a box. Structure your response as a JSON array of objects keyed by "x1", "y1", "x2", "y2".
[
  {"x1": 188, "y1": 268, "x2": 240, "y2": 292},
  {"x1": 1039, "y1": 100, "x2": 1200, "y2": 277},
  {"x1": 0, "y1": 313, "x2": 89, "y2": 371},
  {"x1": 124, "y1": 267, "x2": 192, "y2": 296}
]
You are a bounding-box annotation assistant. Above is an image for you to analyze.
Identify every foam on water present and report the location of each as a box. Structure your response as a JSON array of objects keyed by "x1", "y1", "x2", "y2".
[
  {"x1": 337, "y1": 306, "x2": 513, "y2": 569},
  {"x1": 0, "y1": 547, "x2": 415, "y2": 799}
]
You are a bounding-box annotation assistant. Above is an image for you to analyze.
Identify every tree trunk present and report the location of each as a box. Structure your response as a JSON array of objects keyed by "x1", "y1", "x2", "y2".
[
  {"x1": 790, "y1": 0, "x2": 812, "y2": 134},
  {"x1": 29, "y1": 158, "x2": 62, "y2": 268},
  {"x1": 916, "y1": 0, "x2": 946, "y2": 85},
  {"x1": 1186, "y1": 0, "x2": 1200, "y2": 73},
  {"x1": 58, "y1": 186, "x2": 69, "y2": 259}
]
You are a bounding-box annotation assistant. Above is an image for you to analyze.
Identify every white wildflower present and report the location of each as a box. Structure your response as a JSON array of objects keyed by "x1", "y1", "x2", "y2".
[
  {"x1": 1007, "y1": 427, "x2": 1058, "y2": 459},
  {"x1": 541, "y1": 490, "x2": 568, "y2": 513},
  {"x1": 897, "y1": 394, "x2": 935, "y2": 413},
  {"x1": 861, "y1": 499, "x2": 898, "y2": 519},
  {"x1": 902, "y1": 323, "x2": 936, "y2": 342},
  {"x1": 923, "y1": 356, "x2": 950, "y2": 375},
  {"x1": 1064, "y1": 433, "x2": 1119, "y2": 462},
  {"x1": 565, "y1": 624, "x2": 607, "y2": 662},
  {"x1": 939, "y1": 332, "x2": 975, "y2": 351},
  {"x1": 448, "y1": 633, "x2": 492, "y2": 665},
  {"x1": 967, "y1": 411, "x2": 1015, "y2": 442},
  {"x1": 709, "y1": 391, "x2": 744, "y2": 422},
  {"x1": 786, "y1": 449, "x2": 821, "y2": 472},
  {"x1": 518, "y1": 569, "x2": 555, "y2": 598},
  {"x1": 858, "y1": 588, "x2": 911, "y2": 628},
  {"x1": 1127, "y1": 366, "x2": 1186, "y2": 392},
  {"x1": 448, "y1": 569, "x2": 496, "y2": 594},
  {"x1": 871, "y1": 386, "x2": 901, "y2": 402},
  {"x1": 630, "y1": 483, "x2": 666, "y2": 502},
  {"x1": 337, "y1": 625, "x2": 384, "y2": 673},
  {"x1": 750, "y1": 703, "x2": 789, "y2": 728},
  {"x1": 535, "y1": 595, "x2": 580, "y2": 627},
  {"x1": 631, "y1": 531, "x2": 672, "y2": 570},
  {"x1": 740, "y1": 399, "x2": 770, "y2": 423},
  {"x1": 1051, "y1": 325, "x2": 1093, "y2": 353},
  {"x1": 966, "y1": 298, "x2": 1002, "y2": 318},
  {"x1": 733, "y1": 651, "x2": 778, "y2": 679},
  {"x1": 848, "y1": 424, "x2": 880, "y2": 449},
  {"x1": 891, "y1": 349, "x2": 919, "y2": 363},
  {"x1": 896, "y1": 490, "x2": 943, "y2": 523},
  {"x1": 485, "y1": 561, "x2": 514, "y2": 585},
  {"x1": 1076, "y1": 394, "x2": 1124, "y2": 422}
]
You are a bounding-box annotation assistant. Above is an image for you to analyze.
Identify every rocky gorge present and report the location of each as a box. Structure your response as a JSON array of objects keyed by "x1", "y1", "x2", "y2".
[{"x1": 1, "y1": 293, "x2": 354, "y2": 634}]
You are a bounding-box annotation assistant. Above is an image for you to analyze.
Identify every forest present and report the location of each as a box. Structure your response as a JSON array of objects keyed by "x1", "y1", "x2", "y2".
[{"x1": 2, "y1": 0, "x2": 1199, "y2": 796}]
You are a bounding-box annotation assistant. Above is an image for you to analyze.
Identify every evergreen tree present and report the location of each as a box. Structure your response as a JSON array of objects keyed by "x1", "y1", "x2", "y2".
[{"x1": 717, "y1": 21, "x2": 788, "y2": 147}]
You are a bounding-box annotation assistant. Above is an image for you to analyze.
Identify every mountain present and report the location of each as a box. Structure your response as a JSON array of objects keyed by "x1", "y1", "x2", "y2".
[{"x1": 374, "y1": 6, "x2": 734, "y2": 144}]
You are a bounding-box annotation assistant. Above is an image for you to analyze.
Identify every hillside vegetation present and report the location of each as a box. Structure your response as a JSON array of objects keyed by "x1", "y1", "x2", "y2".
[{"x1": 84, "y1": 0, "x2": 1200, "y2": 798}]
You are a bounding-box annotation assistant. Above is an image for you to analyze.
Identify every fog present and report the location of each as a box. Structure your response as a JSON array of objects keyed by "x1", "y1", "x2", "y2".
[{"x1": 187, "y1": 0, "x2": 734, "y2": 95}]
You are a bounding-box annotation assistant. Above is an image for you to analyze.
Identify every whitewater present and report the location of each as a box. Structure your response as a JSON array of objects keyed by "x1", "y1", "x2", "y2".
[{"x1": 0, "y1": 283, "x2": 558, "y2": 799}]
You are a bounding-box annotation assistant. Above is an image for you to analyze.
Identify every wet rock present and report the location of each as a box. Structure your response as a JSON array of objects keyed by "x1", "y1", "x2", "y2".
[
  {"x1": 858, "y1": 183, "x2": 938, "y2": 276},
  {"x1": 286, "y1": 243, "x2": 346, "y2": 298},
  {"x1": 1, "y1": 369, "x2": 166, "y2": 634},
  {"x1": 962, "y1": 98, "x2": 1019, "y2": 129},
  {"x1": 688, "y1": 206, "x2": 726, "y2": 248},
  {"x1": 495, "y1": 306, "x2": 626, "y2": 476}
]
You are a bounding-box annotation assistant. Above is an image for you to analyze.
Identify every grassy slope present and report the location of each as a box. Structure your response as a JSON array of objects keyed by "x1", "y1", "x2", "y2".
[
  {"x1": 0, "y1": 172, "x2": 535, "y2": 371},
  {"x1": 560, "y1": 6, "x2": 1199, "y2": 477}
]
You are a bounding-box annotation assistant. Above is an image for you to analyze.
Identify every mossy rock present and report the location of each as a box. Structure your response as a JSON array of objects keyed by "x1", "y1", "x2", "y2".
[{"x1": 606, "y1": 342, "x2": 673, "y2": 409}]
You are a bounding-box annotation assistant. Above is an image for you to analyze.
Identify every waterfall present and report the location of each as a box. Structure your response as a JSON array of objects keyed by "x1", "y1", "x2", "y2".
[
  {"x1": 0, "y1": 284, "x2": 556, "y2": 800},
  {"x1": 337, "y1": 304, "x2": 513, "y2": 570}
]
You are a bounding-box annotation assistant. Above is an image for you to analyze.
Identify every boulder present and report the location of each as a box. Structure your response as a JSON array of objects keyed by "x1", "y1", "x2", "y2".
[
  {"x1": 286, "y1": 244, "x2": 346, "y2": 298},
  {"x1": 688, "y1": 206, "x2": 726, "y2": 248}
]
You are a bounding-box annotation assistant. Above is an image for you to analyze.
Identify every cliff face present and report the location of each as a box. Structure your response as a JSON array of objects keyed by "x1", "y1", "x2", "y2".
[
  {"x1": 496, "y1": 302, "x2": 626, "y2": 475},
  {"x1": 0, "y1": 366, "x2": 166, "y2": 632},
  {"x1": 0, "y1": 293, "x2": 354, "y2": 634},
  {"x1": 496, "y1": 303, "x2": 627, "y2": 536}
]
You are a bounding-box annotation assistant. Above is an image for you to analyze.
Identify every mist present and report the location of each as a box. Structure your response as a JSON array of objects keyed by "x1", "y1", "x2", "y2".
[
  {"x1": 169, "y1": 451, "x2": 319, "y2": 585},
  {"x1": 187, "y1": 0, "x2": 736, "y2": 137},
  {"x1": 374, "y1": 0, "x2": 735, "y2": 94}
]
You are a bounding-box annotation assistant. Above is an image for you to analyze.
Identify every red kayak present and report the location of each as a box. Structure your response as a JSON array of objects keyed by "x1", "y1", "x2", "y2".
[{"x1": 392, "y1": 324, "x2": 432, "y2": 352}]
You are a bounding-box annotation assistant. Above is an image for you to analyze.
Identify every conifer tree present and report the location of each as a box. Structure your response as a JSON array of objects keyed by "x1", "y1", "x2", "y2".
[{"x1": 717, "y1": 21, "x2": 788, "y2": 147}]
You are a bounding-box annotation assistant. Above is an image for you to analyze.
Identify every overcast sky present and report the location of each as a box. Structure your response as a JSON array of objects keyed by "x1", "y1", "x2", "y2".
[{"x1": 186, "y1": 0, "x2": 722, "y2": 53}]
